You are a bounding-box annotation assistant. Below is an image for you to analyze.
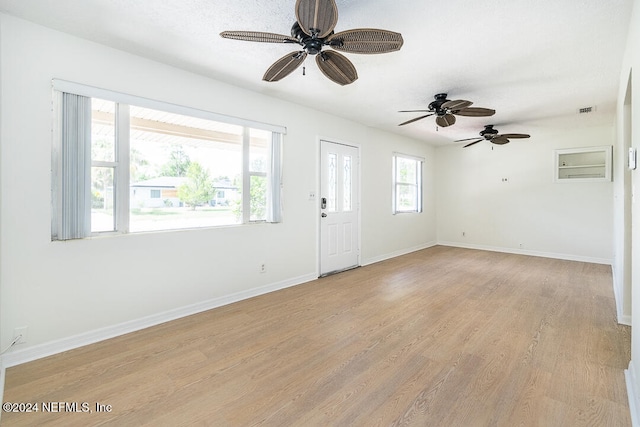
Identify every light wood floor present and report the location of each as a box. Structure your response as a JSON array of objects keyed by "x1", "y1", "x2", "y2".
[{"x1": 2, "y1": 246, "x2": 631, "y2": 426}]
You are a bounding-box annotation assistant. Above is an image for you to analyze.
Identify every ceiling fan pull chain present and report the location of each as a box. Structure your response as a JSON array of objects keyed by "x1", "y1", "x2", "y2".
[{"x1": 303, "y1": 66, "x2": 306, "y2": 76}]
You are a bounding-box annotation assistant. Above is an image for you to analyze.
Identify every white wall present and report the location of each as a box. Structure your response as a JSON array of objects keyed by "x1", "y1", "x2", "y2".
[
  {"x1": 436, "y1": 124, "x2": 614, "y2": 263},
  {"x1": 0, "y1": 15, "x2": 436, "y2": 361}
]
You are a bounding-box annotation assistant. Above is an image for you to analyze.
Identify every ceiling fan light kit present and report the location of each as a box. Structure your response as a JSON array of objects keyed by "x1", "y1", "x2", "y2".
[{"x1": 220, "y1": 0, "x2": 403, "y2": 86}]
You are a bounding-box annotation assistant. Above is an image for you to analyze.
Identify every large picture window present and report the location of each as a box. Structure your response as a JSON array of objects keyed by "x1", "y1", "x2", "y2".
[
  {"x1": 52, "y1": 81, "x2": 284, "y2": 240},
  {"x1": 392, "y1": 153, "x2": 423, "y2": 214}
]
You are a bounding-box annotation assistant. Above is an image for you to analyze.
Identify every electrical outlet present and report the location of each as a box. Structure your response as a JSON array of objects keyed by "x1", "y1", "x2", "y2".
[
  {"x1": 13, "y1": 326, "x2": 28, "y2": 345},
  {"x1": 259, "y1": 263, "x2": 266, "y2": 273}
]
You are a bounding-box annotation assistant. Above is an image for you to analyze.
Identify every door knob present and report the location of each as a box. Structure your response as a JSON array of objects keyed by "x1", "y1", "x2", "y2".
[{"x1": 321, "y1": 213, "x2": 327, "y2": 218}]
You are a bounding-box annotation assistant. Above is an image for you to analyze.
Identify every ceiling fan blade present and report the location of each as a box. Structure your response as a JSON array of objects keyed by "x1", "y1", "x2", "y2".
[
  {"x1": 327, "y1": 29, "x2": 404, "y2": 54},
  {"x1": 398, "y1": 114, "x2": 434, "y2": 126},
  {"x1": 499, "y1": 133, "x2": 530, "y2": 139},
  {"x1": 436, "y1": 114, "x2": 456, "y2": 127},
  {"x1": 453, "y1": 107, "x2": 496, "y2": 117},
  {"x1": 491, "y1": 136, "x2": 510, "y2": 145},
  {"x1": 295, "y1": 0, "x2": 338, "y2": 39},
  {"x1": 463, "y1": 139, "x2": 483, "y2": 148},
  {"x1": 316, "y1": 51, "x2": 358, "y2": 85},
  {"x1": 455, "y1": 136, "x2": 485, "y2": 142},
  {"x1": 220, "y1": 31, "x2": 299, "y2": 44},
  {"x1": 263, "y1": 51, "x2": 307, "y2": 82},
  {"x1": 442, "y1": 99, "x2": 472, "y2": 110}
]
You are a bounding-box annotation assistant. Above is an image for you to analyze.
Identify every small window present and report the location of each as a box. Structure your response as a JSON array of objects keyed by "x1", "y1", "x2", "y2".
[
  {"x1": 150, "y1": 189, "x2": 161, "y2": 199},
  {"x1": 393, "y1": 154, "x2": 423, "y2": 214}
]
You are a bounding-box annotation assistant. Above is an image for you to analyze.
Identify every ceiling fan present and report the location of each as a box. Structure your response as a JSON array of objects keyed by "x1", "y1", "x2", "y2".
[
  {"x1": 220, "y1": 0, "x2": 404, "y2": 86},
  {"x1": 455, "y1": 125, "x2": 531, "y2": 148},
  {"x1": 398, "y1": 93, "x2": 495, "y2": 128}
]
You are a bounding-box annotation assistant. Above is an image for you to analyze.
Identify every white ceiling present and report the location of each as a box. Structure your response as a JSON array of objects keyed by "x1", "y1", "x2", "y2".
[{"x1": 0, "y1": 0, "x2": 633, "y2": 145}]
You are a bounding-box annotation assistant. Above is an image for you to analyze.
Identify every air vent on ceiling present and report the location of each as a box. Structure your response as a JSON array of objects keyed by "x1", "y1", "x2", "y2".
[{"x1": 578, "y1": 106, "x2": 597, "y2": 114}]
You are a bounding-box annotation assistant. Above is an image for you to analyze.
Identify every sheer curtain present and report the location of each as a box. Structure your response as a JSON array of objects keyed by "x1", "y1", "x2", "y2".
[{"x1": 57, "y1": 93, "x2": 92, "y2": 240}]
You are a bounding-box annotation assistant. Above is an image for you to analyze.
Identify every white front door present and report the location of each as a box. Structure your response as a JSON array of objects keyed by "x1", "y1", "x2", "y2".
[{"x1": 319, "y1": 140, "x2": 359, "y2": 276}]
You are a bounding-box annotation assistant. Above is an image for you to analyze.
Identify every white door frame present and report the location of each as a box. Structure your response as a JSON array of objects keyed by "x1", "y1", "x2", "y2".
[{"x1": 317, "y1": 137, "x2": 361, "y2": 277}]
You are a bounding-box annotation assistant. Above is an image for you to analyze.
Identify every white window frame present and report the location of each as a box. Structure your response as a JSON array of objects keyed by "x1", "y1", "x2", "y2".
[
  {"x1": 51, "y1": 80, "x2": 285, "y2": 240},
  {"x1": 392, "y1": 153, "x2": 424, "y2": 214}
]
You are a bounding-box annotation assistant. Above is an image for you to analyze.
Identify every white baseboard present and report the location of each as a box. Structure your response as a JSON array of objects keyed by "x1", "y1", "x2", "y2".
[
  {"x1": 626, "y1": 361, "x2": 640, "y2": 427},
  {"x1": 437, "y1": 241, "x2": 613, "y2": 265},
  {"x1": 612, "y1": 265, "x2": 633, "y2": 325},
  {"x1": 361, "y1": 241, "x2": 438, "y2": 266},
  {"x1": 611, "y1": 264, "x2": 631, "y2": 326},
  {"x1": 619, "y1": 314, "x2": 633, "y2": 326},
  {"x1": 1, "y1": 273, "x2": 317, "y2": 368}
]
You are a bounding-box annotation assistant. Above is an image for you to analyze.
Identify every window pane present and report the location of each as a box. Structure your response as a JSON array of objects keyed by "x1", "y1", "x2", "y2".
[
  {"x1": 248, "y1": 129, "x2": 269, "y2": 222},
  {"x1": 397, "y1": 157, "x2": 416, "y2": 184},
  {"x1": 397, "y1": 184, "x2": 417, "y2": 211},
  {"x1": 128, "y1": 105, "x2": 243, "y2": 232},
  {"x1": 91, "y1": 99, "x2": 115, "y2": 162},
  {"x1": 91, "y1": 166, "x2": 115, "y2": 232},
  {"x1": 327, "y1": 153, "x2": 337, "y2": 212},
  {"x1": 343, "y1": 155, "x2": 352, "y2": 211},
  {"x1": 250, "y1": 174, "x2": 267, "y2": 221},
  {"x1": 250, "y1": 129, "x2": 269, "y2": 173}
]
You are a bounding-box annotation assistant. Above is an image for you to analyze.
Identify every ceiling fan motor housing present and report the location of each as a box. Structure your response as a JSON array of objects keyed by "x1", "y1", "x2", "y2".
[
  {"x1": 428, "y1": 97, "x2": 449, "y2": 115},
  {"x1": 480, "y1": 125, "x2": 498, "y2": 137},
  {"x1": 291, "y1": 22, "x2": 328, "y2": 55}
]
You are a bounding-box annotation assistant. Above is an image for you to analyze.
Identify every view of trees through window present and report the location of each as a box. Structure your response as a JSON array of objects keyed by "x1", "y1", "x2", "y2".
[{"x1": 90, "y1": 99, "x2": 270, "y2": 233}]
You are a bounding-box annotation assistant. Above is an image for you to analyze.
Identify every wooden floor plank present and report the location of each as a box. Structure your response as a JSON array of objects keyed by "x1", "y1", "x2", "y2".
[{"x1": 1, "y1": 246, "x2": 631, "y2": 426}]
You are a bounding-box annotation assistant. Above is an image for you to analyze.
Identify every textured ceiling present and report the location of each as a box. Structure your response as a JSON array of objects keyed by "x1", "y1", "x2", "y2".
[{"x1": 0, "y1": 0, "x2": 633, "y2": 145}]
